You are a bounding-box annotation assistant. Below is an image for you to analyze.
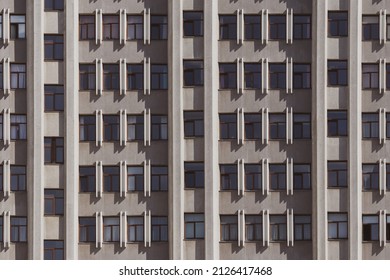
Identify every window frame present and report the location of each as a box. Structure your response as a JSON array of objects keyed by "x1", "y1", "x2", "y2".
[
  {"x1": 103, "y1": 166, "x2": 120, "y2": 192},
  {"x1": 44, "y1": 240, "x2": 64, "y2": 260},
  {"x1": 184, "y1": 111, "x2": 204, "y2": 138},
  {"x1": 328, "y1": 11, "x2": 348, "y2": 37},
  {"x1": 127, "y1": 64, "x2": 144, "y2": 90},
  {"x1": 79, "y1": 64, "x2": 96, "y2": 90},
  {"x1": 362, "y1": 15, "x2": 379, "y2": 41},
  {"x1": 150, "y1": 15, "x2": 168, "y2": 40},
  {"x1": 44, "y1": 137, "x2": 64, "y2": 164},
  {"x1": 103, "y1": 115, "x2": 120, "y2": 141},
  {"x1": 10, "y1": 165, "x2": 26, "y2": 191},
  {"x1": 244, "y1": 15, "x2": 261, "y2": 40},
  {"x1": 293, "y1": 113, "x2": 311, "y2": 139},
  {"x1": 293, "y1": 164, "x2": 311, "y2": 190},
  {"x1": 10, "y1": 15, "x2": 26, "y2": 40},
  {"x1": 184, "y1": 213, "x2": 205, "y2": 240},
  {"x1": 293, "y1": 15, "x2": 311, "y2": 40},
  {"x1": 10, "y1": 216, "x2": 27, "y2": 242},
  {"x1": 269, "y1": 164, "x2": 287, "y2": 191},
  {"x1": 184, "y1": 162, "x2": 204, "y2": 189},
  {"x1": 151, "y1": 115, "x2": 168, "y2": 140},
  {"x1": 79, "y1": 217, "x2": 96, "y2": 243},
  {"x1": 362, "y1": 63, "x2": 379, "y2": 89},
  {"x1": 270, "y1": 215, "x2": 287, "y2": 242},
  {"x1": 151, "y1": 216, "x2": 168, "y2": 242},
  {"x1": 183, "y1": 60, "x2": 204, "y2": 87},
  {"x1": 245, "y1": 164, "x2": 262, "y2": 191},
  {"x1": 79, "y1": 15, "x2": 95, "y2": 40},
  {"x1": 103, "y1": 216, "x2": 120, "y2": 242},
  {"x1": 327, "y1": 110, "x2": 348, "y2": 137},
  {"x1": 294, "y1": 215, "x2": 312, "y2": 241},
  {"x1": 103, "y1": 64, "x2": 120, "y2": 90},
  {"x1": 102, "y1": 15, "x2": 119, "y2": 40},
  {"x1": 269, "y1": 63, "x2": 286, "y2": 89},
  {"x1": 362, "y1": 113, "x2": 379, "y2": 139},
  {"x1": 79, "y1": 166, "x2": 96, "y2": 192},
  {"x1": 219, "y1": 113, "x2": 237, "y2": 140},
  {"x1": 327, "y1": 161, "x2": 348, "y2": 189},
  {"x1": 127, "y1": 115, "x2": 144, "y2": 141},
  {"x1": 10, "y1": 63, "x2": 26, "y2": 89},
  {"x1": 269, "y1": 15, "x2": 286, "y2": 40},
  {"x1": 362, "y1": 164, "x2": 379, "y2": 191},
  {"x1": 269, "y1": 113, "x2": 286, "y2": 140},
  {"x1": 151, "y1": 64, "x2": 168, "y2": 90},
  {"x1": 219, "y1": 15, "x2": 237, "y2": 40},
  {"x1": 244, "y1": 63, "x2": 262, "y2": 89},
  {"x1": 127, "y1": 166, "x2": 144, "y2": 192},
  {"x1": 10, "y1": 114, "x2": 27, "y2": 140},
  {"x1": 44, "y1": 189, "x2": 64, "y2": 216},
  {"x1": 219, "y1": 63, "x2": 237, "y2": 89},
  {"x1": 151, "y1": 166, "x2": 168, "y2": 192},
  {"x1": 127, "y1": 216, "x2": 144, "y2": 242},
  {"x1": 220, "y1": 215, "x2": 238, "y2": 242},
  {"x1": 328, "y1": 60, "x2": 348, "y2": 86},
  {"x1": 293, "y1": 63, "x2": 311, "y2": 89},
  {"x1": 220, "y1": 164, "x2": 238, "y2": 191},
  {"x1": 127, "y1": 15, "x2": 143, "y2": 40},
  {"x1": 183, "y1": 11, "x2": 203, "y2": 37},
  {"x1": 44, "y1": 85, "x2": 64, "y2": 112},
  {"x1": 44, "y1": 34, "x2": 64, "y2": 61},
  {"x1": 362, "y1": 215, "x2": 379, "y2": 241},
  {"x1": 245, "y1": 215, "x2": 262, "y2": 241},
  {"x1": 328, "y1": 212, "x2": 348, "y2": 240},
  {"x1": 79, "y1": 115, "x2": 96, "y2": 142}
]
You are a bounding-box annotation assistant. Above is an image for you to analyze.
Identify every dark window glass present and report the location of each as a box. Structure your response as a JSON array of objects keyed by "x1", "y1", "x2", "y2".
[
  {"x1": 44, "y1": 137, "x2": 64, "y2": 164},
  {"x1": 220, "y1": 215, "x2": 238, "y2": 241},
  {"x1": 103, "y1": 15, "x2": 119, "y2": 40},
  {"x1": 185, "y1": 214, "x2": 204, "y2": 239},
  {"x1": 245, "y1": 164, "x2": 262, "y2": 191},
  {"x1": 44, "y1": 35, "x2": 64, "y2": 60},
  {"x1": 362, "y1": 16, "x2": 379, "y2": 40},
  {"x1": 0, "y1": 115, "x2": 2, "y2": 140},
  {"x1": 387, "y1": 113, "x2": 390, "y2": 139},
  {"x1": 183, "y1": 12, "x2": 203, "y2": 37},
  {"x1": 0, "y1": 64, "x2": 3, "y2": 89},
  {"x1": 362, "y1": 164, "x2": 379, "y2": 191},
  {"x1": 79, "y1": 64, "x2": 96, "y2": 90},
  {"x1": 151, "y1": 15, "x2": 168, "y2": 40},
  {"x1": 0, "y1": 217, "x2": 2, "y2": 242},
  {"x1": 219, "y1": 114, "x2": 237, "y2": 139},
  {"x1": 10, "y1": 64, "x2": 26, "y2": 89},
  {"x1": 362, "y1": 113, "x2": 379, "y2": 139},
  {"x1": 103, "y1": 64, "x2": 119, "y2": 90},
  {"x1": 387, "y1": 64, "x2": 390, "y2": 90},
  {"x1": 387, "y1": 164, "x2": 390, "y2": 191},
  {"x1": 79, "y1": 217, "x2": 96, "y2": 242},
  {"x1": 269, "y1": 15, "x2": 286, "y2": 39},
  {"x1": 184, "y1": 162, "x2": 204, "y2": 189},
  {"x1": 0, "y1": 16, "x2": 2, "y2": 40},
  {"x1": 151, "y1": 216, "x2": 168, "y2": 241},
  {"x1": 294, "y1": 114, "x2": 311, "y2": 139},
  {"x1": 219, "y1": 63, "x2": 237, "y2": 89},
  {"x1": 328, "y1": 111, "x2": 348, "y2": 136},
  {"x1": 184, "y1": 111, "x2": 204, "y2": 137},
  {"x1": 328, "y1": 60, "x2": 348, "y2": 86},
  {"x1": 362, "y1": 215, "x2": 379, "y2": 241},
  {"x1": 151, "y1": 115, "x2": 168, "y2": 140},
  {"x1": 183, "y1": 60, "x2": 204, "y2": 86},
  {"x1": 294, "y1": 164, "x2": 311, "y2": 190},
  {"x1": 11, "y1": 166, "x2": 26, "y2": 191},
  {"x1": 10, "y1": 15, "x2": 26, "y2": 39},
  {"x1": 151, "y1": 166, "x2": 168, "y2": 191},
  {"x1": 328, "y1": 161, "x2": 348, "y2": 188},
  {"x1": 127, "y1": 64, "x2": 143, "y2": 90},
  {"x1": 245, "y1": 215, "x2": 262, "y2": 241},
  {"x1": 79, "y1": 15, "x2": 95, "y2": 40},
  {"x1": 10, "y1": 217, "x2": 27, "y2": 242},
  {"x1": 45, "y1": 0, "x2": 64, "y2": 11},
  {"x1": 127, "y1": 15, "x2": 143, "y2": 40},
  {"x1": 220, "y1": 164, "x2": 237, "y2": 190},
  {"x1": 127, "y1": 115, "x2": 144, "y2": 141},
  {"x1": 270, "y1": 164, "x2": 286, "y2": 190},
  {"x1": 79, "y1": 166, "x2": 95, "y2": 192},
  {"x1": 270, "y1": 215, "x2": 287, "y2": 241},
  {"x1": 44, "y1": 189, "x2": 64, "y2": 215},
  {"x1": 44, "y1": 240, "x2": 64, "y2": 260},
  {"x1": 79, "y1": 115, "x2": 96, "y2": 141},
  {"x1": 362, "y1": 64, "x2": 379, "y2": 89},
  {"x1": 45, "y1": 85, "x2": 64, "y2": 111},
  {"x1": 328, "y1": 213, "x2": 348, "y2": 239},
  {"x1": 387, "y1": 215, "x2": 390, "y2": 241},
  {"x1": 293, "y1": 64, "x2": 311, "y2": 89},
  {"x1": 269, "y1": 113, "x2": 286, "y2": 139},
  {"x1": 103, "y1": 115, "x2": 120, "y2": 141},
  {"x1": 269, "y1": 63, "x2": 286, "y2": 89},
  {"x1": 103, "y1": 166, "x2": 120, "y2": 192},
  {"x1": 294, "y1": 15, "x2": 311, "y2": 39},
  {"x1": 127, "y1": 166, "x2": 144, "y2": 191},
  {"x1": 244, "y1": 113, "x2": 261, "y2": 140},
  {"x1": 10, "y1": 115, "x2": 27, "y2": 140},
  {"x1": 103, "y1": 217, "x2": 120, "y2": 242},
  {"x1": 244, "y1": 15, "x2": 261, "y2": 40},
  {"x1": 328, "y1": 12, "x2": 348, "y2": 37},
  {"x1": 219, "y1": 15, "x2": 236, "y2": 40},
  {"x1": 244, "y1": 63, "x2": 261, "y2": 89},
  {"x1": 151, "y1": 64, "x2": 168, "y2": 90},
  {"x1": 388, "y1": 16, "x2": 390, "y2": 41},
  {"x1": 294, "y1": 215, "x2": 311, "y2": 241},
  {"x1": 128, "y1": 216, "x2": 144, "y2": 242}
]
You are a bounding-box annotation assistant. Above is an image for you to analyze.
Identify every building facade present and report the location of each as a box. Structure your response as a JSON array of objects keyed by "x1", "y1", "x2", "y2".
[{"x1": 0, "y1": 0, "x2": 390, "y2": 260}]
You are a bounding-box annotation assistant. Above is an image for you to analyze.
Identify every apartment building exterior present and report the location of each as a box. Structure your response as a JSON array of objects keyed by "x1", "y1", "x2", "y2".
[{"x1": 0, "y1": 0, "x2": 389, "y2": 260}]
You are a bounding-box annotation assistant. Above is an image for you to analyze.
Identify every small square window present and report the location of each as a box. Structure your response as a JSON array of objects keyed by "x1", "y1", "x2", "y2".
[{"x1": 44, "y1": 240, "x2": 64, "y2": 260}]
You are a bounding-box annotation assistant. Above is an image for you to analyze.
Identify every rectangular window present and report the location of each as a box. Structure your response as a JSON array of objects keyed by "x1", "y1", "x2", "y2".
[
  {"x1": 44, "y1": 240, "x2": 64, "y2": 260},
  {"x1": 220, "y1": 164, "x2": 237, "y2": 190},
  {"x1": 0, "y1": 115, "x2": 2, "y2": 140},
  {"x1": 127, "y1": 115, "x2": 144, "y2": 141},
  {"x1": 362, "y1": 16, "x2": 379, "y2": 40},
  {"x1": 362, "y1": 164, "x2": 379, "y2": 191},
  {"x1": 79, "y1": 64, "x2": 96, "y2": 90},
  {"x1": 151, "y1": 216, "x2": 168, "y2": 242},
  {"x1": 293, "y1": 113, "x2": 311, "y2": 139},
  {"x1": 328, "y1": 161, "x2": 348, "y2": 188},
  {"x1": 220, "y1": 215, "x2": 238, "y2": 241},
  {"x1": 219, "y1": 15, "x2": 236, "y2": 40},
  {"x1": 294, "y1": 15, "x2": 311, "y2": 39},
  {"x1": 127, "y1": 15, "x2": 143, "y2": 40},
  {"x1": 151, "y1": 64, "x2": 168, "y2": 90},
  {"x1": 185, "y1": 213, "x2": 204, "y2": 239},
  {"x1": 328, "y1": 110, "x2": 348, "y2": 137},
  {"x1": 270, "y1": 164, "x2": 286, "y2": 191},
  {"x1": 269, "y1": 15, "x2": 286, "y2": 40},
  {"x1": 184, "y1": 162, "x2": 204, "y2": 189},
  {"x1": 45, "y1": 0, "x2": 64, "y2": 11},
  {"x1": 11, "y1": 166, "x2": 26, "y2": 191},
  {"x1": 10, "y1": 115, "x2": 27, "y2": 140},
  {"x1": 0, "y1": 217, "x2": 2, "y2": 242},
  {"x1": 0, "y1": 16, "x2": 2, "y2": 39},
  {"x1": 362, "y1": 113, "x2": 379, "y2": 139},
  {"x1": 328, "y1": 12, "x2": 348, "y2": 37},
  {"x1": 103, "y1": 166, "x2": 120, "y2": 192},
  {"x1": 387, "y1": 215, "x2": 390, "y2": 241},
  {"x1": 269, "y1": 113, "x2": 286, "y2": 139},
  {"x1": 79, "y1": 217, "x2": 96, "y2": 243},
  {"x1": 44, "y1": 137, "x2": 64, "y2": 164},
  {"x1": 103, "y1": 64, "x2": 119, "y2": 90},
  {"x1": 127, "y1": 166, "x2": 144, "y2": 191},
  {"x1": 219, "y1": 114, "x2": 236, "y2": 139},
  {"x1": 44, "y1": 189, "x2": 64, "y2": 215},
  {"x1": 244, "y1": 63, "x2": 261, "y2": 89},
  {"x1": 183, "y1": 60, "x2": 204, "y2": 86},
  {"x1": 294, "y1": 215, "x2": 311, "y2": 241},
  {"x1": 184, "y1": 111, "x2": 204, "y2": 138},
  {"x1": 127, "y1": 64, "x2": 143, "y2": 90},
  {"x1": 79, "y1": 115, "x2": 96, "y2": 141},
  {"x1": 362, "y1": 215, "x2": 379, "y2": 241},
  {"x1": 10, "y1": 216, "x2": 27, "y2": 242},
  {"x1": 79, "y1": 166, "x2": 95, "y2": 192},
  {"x1": 245, "y1": 215, "x2": 262, "y2": 241},
  {"x1": 79, "y1": 15, "x2": 95, "y2": 40},
  {"x1": 151, "y1": 166, "x2": 168, "y2": 191},
  {"x1": 328, "y1": 60, "x2": 348, "y2": 86},
  {"x1": 103, "y1": 217, "x2": 120, "y2": 242},
  {"x1": 388, "y1": 16, "x2": 390, "y2": 41},
  {"x1": 0, "y1": 64, "x2": 3, "y2": 88},
  {"x1": 11, "y1": 64, "x2": 26, "y2": 89},
  {"x1": 293, "y1": 64, "x2": 311, "y2": 89},
  {"x1": 0, "y1": 167, "x2": 3, "y2": 191},
  {"x1": 244, "y1": 113, "x2": 261, "y2": 140},
  {"x1": 183, "y1": 11, "x2": 203, "y2": 37},
  {"x1": 328, "y1": 213, "x2": 348, "y2": 239},
  {"x1": 387, "y1": 113, "x2": 390, "y2": 139},
  {"x1": 294, "y1": 164, "x2": 311, "y2": 190},
  {"x1": 103, "y1": 15, "x2": 119, "y2": 40},
  {"x1": 245, "y1": 164, "x2": 262, "y2": 191},
  {"x1": 103, "y1": 115, "x2": 120, "y2": 141},
  {"x1": 151, "y1": 115, "x2": 168, "y2": 140},
  {"x1": 219, "y1": 63, "x2": 237, "y2": 89},
  {"x1": 387, "y1": 164, "x2": 390, "y2": 191},
  {"x1": 362, "y1": 64, "x2": 379, "y2": 89},
  {"x1": 45, "y1": 85, "x2": 64, "y2": 111},
  {"x1": 127, "y1": 216, "x2": 144, "y2": 242},
  {"x1": 10, "y1": 15, "x2": 26, "y2": 39},
  {"x1": 44, "y1": 35, "x2": 64, "y2": 60},
  {"x1": 269, "y1": 63, "x2": 286, "y2": 89},
  {"x1": 151, "y1": 15, "x2": 168, "y2": 40},
  {"x1": 270, "y1": 215, "x2": 287, "y2": 241},
  {"x1": 244, "y1": 15, "x2": 261, "y2": 40}
]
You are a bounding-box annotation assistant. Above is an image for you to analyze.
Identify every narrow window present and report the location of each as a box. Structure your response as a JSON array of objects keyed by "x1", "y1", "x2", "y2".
[
  {"x1": 244, "y1": 63, "x2": 261, "y2": 89},
  {"x1": 127, "y1": 15, "x2": 143, "y2": 40},
  {"x1": 103, "y1": 64, "x2": 119, "y2": 90},
  {"x1": 293, "y1": 164, "x2": 311, "y2": 190},
  {"x1": 79, "y1": 115, "x2": 96, "y2": 141},
  {"x1": 362, "y1": 215, "x2": 379, "y2": 241},
  {"x1": 270, "y1": 215, "x2": 287, "y2": 241},
  {"x1": 293, "y1": 15, "x2": 311, "y2": 39},
  {"x1": 220, "y1": 164, "x2": 237, "y2": 190},
  {"x1": 219, "y1": 63, "x2": 237, "y2": 89},
  {"x1": 151, "y1": 64, "x2": 168, "y2": 90},
  {"x1": 79, "y1": 64, "x2": 96, "y2": 90},
  {"x1": 362, "y1": 113, "x2": 379, "y2": 139},
  {"x1": 127, "y1": 115, "x2": 144, "y2": 141},
  {"x1": 10, "y1": 15, "x2": 26, "y2": 39},
  {"x1": 10, "y1": 217, "x2": 27, "y2": 242},
  {"x1": 151, "y1": 216, "x2": 168, "y2": 241},
  {"x1": 127, "y1": 64, "x2": 143, "y2": 90},
  {"x1": 183, "y1": 60, "x2": 204, "y2": 86},
  {"x1": 45, "y1": 85, "x2": 64, "y2": 111},
  {"x1": 328, "y1": 60, "x2": 348, "y2": 86},
  {"x1": 245, "y1": 164, "x2": 262, "y2": 191},
  {"x1": 44, "y1": 189, "x2": 64, "y2": 215},
  {"x1": 103, "y1": 115, "x2": 120, "y2": 141},
  {"x1": 10, "y1": 64, "x2": 26, "y2": 89},
  {"x1": 269, "y1": 113, "x2": 286, "y2": 139},
  {"x1": 362, "y1": 164, "x2": 379, "y2": 191},
  {"x1": 294, "y1": 215, "x2": 311, "y2": 241},
  {"x1": 103, "y1": 15, "x2": 119, "y2": 40},
  {"x1": 10, "y1": 166, "x2": 26, "y2": 191},
  {"x1": 10, "y1": 115, "x2": 27, "y2": 140},
  {"x1": 103, "y1": 217, "x2": 120, "y2": 242},
  {"x1": 362, "y1": 16, "x2": 379, "y2": 40},
  {"x1": 293, "y1": 64, "x2": 311, "y2": 89},
  {"x1": 79, "y1": 15, "x2": 95, "y2": 40},
  {"x1": 103, "y1": 166, "x2": 120, "y2": 192},
  {"x1": 269, "y1": 63, "x2": 286, "y2": 89},
  {"x1": 184, "y1": 111, "x2": 204, "y2": 138},
  {"x1": 44, "y1": 137, "x2": 64, "y2": 164},
  {"x1": 269, "y1": 15, "x2": 286, "y2": 40},
  {"x1": 328, "y1": 12, "x2": 348, "y2": 37},
  {"x1": 79, "y1": 166, "x2": 95, "y2": 192},
  {"x1": 245, "y1": 215, "x2": 262, "y2": 241},
  {"x1": 362, "y1": 64, "x2": 379, "y2": 89},
  {"x1": 328, "y1": 110, "x2": 348, "y2": 136},
  {"x1": 128, "y1": 216, "x2": 144, "y2": 242},
  {"x1": 44, "y1": 35, "x2": 64, "y2": 60},
  {"x1": 269, "y1": 164, "x2": 286, "y2": 191},
  {"x1": 244, "y1": 15, "x2": 261, "y2": 40},
  {"x1": 79, "y1": 217, "x2": 96, "y2": 242}
]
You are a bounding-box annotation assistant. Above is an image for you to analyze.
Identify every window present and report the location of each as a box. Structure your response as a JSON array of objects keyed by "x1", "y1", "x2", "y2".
[
  {"x1": 293, "y1": 114, "x2": 311, "y2": 139},
  {"x1": 151, "y1": 64, "x2": 168, "y2": 90},
  {"x1": 387, "y1": 113, "x2": 390, "y2": 139},
  {"x1": 362, "y1": 16, "x2": 379, "y2": 40},
  {"x1": 45, "y1": 85, "x2": 64, "y2": 111},
  {"x1": 387, "y1": 164, "x2": 390, "y2": 191},
  {"x1": 0, "y1": 115, "x2": 2, "y2": 140},
  {"x1": 220, "y1": 215, "x2": 238, "y2": 241},
  {"x1": 0, "y1": 16, "x2": 2, "y2": 39},
  {"x1": 219, "y1": 63, "x2": 237, "y2": 89},
  {"x1": 0, "y1": 167, "x2": 2, "y2": 191},
  {"x1": 127, "y1": 115, "x2": 144, "y2": 141},
  {"x1": 362, "y1": 64, "x2": 379, "y2": 89},
  {"x1": 11, "y1": 166, "x2": 26, "y2": 191},
  {"x1": 151, "y1": 115, "x2": 168, "y2": 140},
  {"x1": 220, "y1": 164, "x2": 237, "y2": 190},
  {"x1": 0, "y1": 64, "x2": 3, "y2": 88},
  {"x1": 151, "y1": 216, "x2": 168, "y2": 242},
  {"x1": 387, "y1": 215, "x2": 390, "y2": 241},
  {"x1": 270, "y1": 215, "x2": 287, "y2": 241},
  {"x1": 79, "y1": 217, "x2": 96, "y2": 243},
  {"x1": 151, "y1": 15, "x2": 168, "y2": 40},
  {"x1": 79, "y1": 64, "x2": 96, "y2": 90},
  {"x1": 151, "y1": 166, "x2": 168, "y2": 191},
  {"x1": 328, "y1": 111, "x2": 347, "y2": 137},
  {"x1": 184, "y1": 162, "x2": 204, "y2": 189},
  {"x1": 44, "y1": 240, "x2": 64, "y2": 260},
  {"x1": 244, "y1": 63, "x2": 261, "y2": 89},
  {"x1": 328, "y1": 12, "x2": 348, "y2": 37},
  {"x1": 269, "y1": 113, "x2": 286, "y2": 139},
  {"x1": 103, "y1": 64, "x2": 119, "y2": 90},
  {"x1": 269, "y1": 63, "x2": 286, "y2": 89},
  {"x1": 244, "y1": 114, "x2": 261, "y2": 140},
  {"x1": 44, "y1": 137, "x2": 64, "y2": 164},
  {"x1": 127, "y1": 15, "x2": 143, "y2": 40},
  {"x1": 103, "y1": 115, "x2": 120, "y2": 141},
  {"x1": 184, "y1": 111, "x2": 203, "y2": 138},
  {"x1": 294, "y1": 15, "x2": 311, "y2": 39},
  {"x1": 103, "y1": 15, "x2": 119, "y2": 40},
  {"x1": 328, "y1": 60, "x2": 348, "y2": 86},
  {"x1": 362, "y1": 113, "x2": 379, "y2": 139},
  {"x1": 11, "y1": 64, "x2": 26, "y2": 89},
  {"x1": 244, "y1": 15, "x2": 261, "y2": 40},
  {"x1": 219, "y1": 114, "x2": 236, "y2": 139},
  {"x1": 45, "y1": 0, "x2": 64, "y2": 11},
  {"x1": 293, "y1": 164, "x2": 311, "y2": 190},
  {"x1": 245, "y1": 164, "x2": 262, "y2": 191},
  {"x1": 127, "y1": 166, "x2": 144, "y2": 191},
  {"x1": 294, "y1": 215, "x2": 311, "y2": 241},
  {"x1": 44, "y1": 189, "x2": 64, "y2": 215},
  {"x1": 269, "y1": 15, "x2": 286, "y2": 40},
  {"x1": 79, "y1": 115, "x2": 96, "y2": 141},
  {"x1": 362, "y1": 164, "x2": 379, "y2": 191},
  {"x1": 10, "y1": 115, "x2": 27, "y2": 140},
  {"x1": 127, "y1": 64, "x2": 143, "y2": 90},
  {"x1": 183, "y1": 11, "x2": 203, "y2": 37},
  {"x1": 183, "y1": 60, "x2": 204, "y2": 86},
  {"x1": 103, "y1": 166, "x2": 120, "y2": 192},
  {"x1": 270, "y1": 164, "x2": 286, "y2": 191},
  {"x1": 44, "y1": 35, "x2": 64, "y2": 60},
  {"x1": 328, "y1": 213, "x2": 348, "y2": 239},
  {"x1": 10, "y1": 217, "x2": 27, "y2": 242},
  {"x1": 184, "y1": 213, "x2": 204, "y2": 239},
  {"x1": 387, "y1": 64, "x2": 390, "y2": 90},
  {"x1": 103, "y1": 217, "x2": 120, "y2": 242},
  {"x1": 245, "y1": 215, "x2": 262, "y2": 241},
  {"x1": 362, "y1": 215, "x2": 379, "y2": 241},
  {"x1": 388, "y1": 16, "x2": 390, "y2": 41},
  {"x1": 79, "y1": 166, "x2": 95, "y2": 192},
  {"x1": 293, "y1": 64, "x2": 311, "y2": 89},
  {"x1": 219, "y1": 15, "x2": 236, "y2": 40},
  {"x1": 79, "y1": 15, "x2": 95, "y2": 40},
  {"x1": 328, "y1": 161, "x2": 347, "y2": 188},
  {"x1": 0, "y1": 217, "x2": 2, "y2": 242},
  {"x1": 128, "y1": 216, "x2": 144, "y2": 242},
  {"x1": 10, "y1": 15, "x2": 26, "y2": 39}
]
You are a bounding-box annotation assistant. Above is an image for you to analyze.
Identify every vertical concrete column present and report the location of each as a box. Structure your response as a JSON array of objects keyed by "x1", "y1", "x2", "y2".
[
  {"x1": 204, "y1": 0, "x2": 220, "y2": 260},
  {"x1": 348, "y1": 0, "x2": 362, "y2": 260},
  {"x1": 312, "y1": 0, "x2": 328, "y2": 260},
  {"x1": 26, "y1": 0, "x2": 44, "y2": 260},
  {"x1": 65, "y1": 0, "x2": 79, "y2": 260},
  {"x1": 168, "y1": 0, "x2": 184, "y2": 260}
]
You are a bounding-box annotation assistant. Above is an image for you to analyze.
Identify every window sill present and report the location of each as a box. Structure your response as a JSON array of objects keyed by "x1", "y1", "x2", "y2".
[
  {"x1": 183, "y1": 85, "x2": 204, "y2": 88},
  {"x1": 183, "y1": 35, "x2": 203, "y2": 38},
  {"x1": 184, "y1": 187, "x2": 204, "y2": 190},
  {"x1": 183, "y1": 238, "x2": 205, "y2": 241},
  {"x1": 184, "y1": 136, "x2": 204, "y2": 139}
]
